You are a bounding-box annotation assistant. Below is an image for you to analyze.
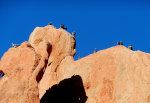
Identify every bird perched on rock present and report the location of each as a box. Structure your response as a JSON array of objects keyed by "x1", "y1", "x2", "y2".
[
  {"x1": 48, "y1": 22, "x2": 52, "y2": 25},
  {"x1": 94, "y1": 48, "x2": 97, "y2": 53},
  {"x1": 78, "y1": 56, "x2": 81, "y2": 60},
  {"x1": 72, "y1": 32, "x2": 76, "y2": 37},
  {"x1": 128, "y1": 45, "x2": 133, "y2": 50},
  {"x1": 117, "y1": 41, "x2": 124, "y2": 45},
  {"x1": 60, "y1": 24, "x2": 67, "y2": 30},
  {"x1": 12, "y1": 43, "x2": 20, "y2": 48}
]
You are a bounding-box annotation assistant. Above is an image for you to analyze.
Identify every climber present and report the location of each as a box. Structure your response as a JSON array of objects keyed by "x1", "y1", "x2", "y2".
[
  {"x1": 117, "y1": 41, "x2": 124, "y2": 45},
  {"x1": 60, "y1": 24, "x2": 67, "y2": 30},
  {"x1": 12, "y1": 43, "x2": 20, "y2": 48},
  {"x1": 94, "y1": 48, "x2": 97, "y2": 53},
  {"x1": 128, "y1": 45, "x2": 133, "y2": 50},
  {"x1": 72, "y1": 32, "x2": 76, "y2": 37}
]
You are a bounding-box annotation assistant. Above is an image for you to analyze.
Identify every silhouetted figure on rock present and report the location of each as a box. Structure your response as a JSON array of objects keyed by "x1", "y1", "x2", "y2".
[
  {"x1": 60, "y1": 24, "x2": 67, "y2": 30},
  {"x1": 78, "y1": 56, "x2": 81, "y2": 60},
  {"x1": 117, "y1": 41, "x2": 124, "y2": 45},
  {"x1": 94, "y1": 48, "x2": 97, "y2": 53},
  {"x1": 12, "y1": 43, "x2": 20, "y2": 48},
  {"x1": 41, "y1": 75, "x2": 87, "y2": 103},
  {"x1": 48, "y1": 22, "x2": 52, "y2": 25},
  {"x1": 128, "y1": 45, "x2": 133, "y2": 50},
  {"x1": 72, "y1": 32, "x2": 76, "y2": 38}
]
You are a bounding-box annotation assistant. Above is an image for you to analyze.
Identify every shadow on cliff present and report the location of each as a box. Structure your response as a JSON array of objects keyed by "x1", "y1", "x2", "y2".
[
  {"x1": 40, "y1": 75, "x2": 88, "y2": 103},
  {"x1": 0, "y1": 70, "x2": 5, "y2": 80}
]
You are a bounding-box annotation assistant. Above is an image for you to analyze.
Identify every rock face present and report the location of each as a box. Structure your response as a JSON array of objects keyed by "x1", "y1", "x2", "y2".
[
  {"x1": 1, "y1": 25, "x2": 150, "y2": 103},
  {"x1": 0, "y1": 42, "x2": 41, "y2": 103}
]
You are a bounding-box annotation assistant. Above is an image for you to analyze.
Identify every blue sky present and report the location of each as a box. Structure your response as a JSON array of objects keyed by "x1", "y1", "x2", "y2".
[{"x1": 0, "y1": 0, "x2": 150, "y2": 60}]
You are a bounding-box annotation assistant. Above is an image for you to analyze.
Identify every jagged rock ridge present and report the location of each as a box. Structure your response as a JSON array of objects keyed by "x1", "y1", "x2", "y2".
[{"x1": 0, "y1": 25, "x2": 150, "y2": 103}]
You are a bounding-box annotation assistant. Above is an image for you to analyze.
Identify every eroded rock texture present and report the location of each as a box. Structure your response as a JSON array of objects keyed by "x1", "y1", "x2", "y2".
[{"x1": 0, "y1": 25, "x2": 150, "y2": 103}]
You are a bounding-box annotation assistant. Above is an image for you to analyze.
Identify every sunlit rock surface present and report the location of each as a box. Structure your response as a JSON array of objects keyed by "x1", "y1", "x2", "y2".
[{"x1": 0, "y1": 25, "x2": 150, "y2": 103}]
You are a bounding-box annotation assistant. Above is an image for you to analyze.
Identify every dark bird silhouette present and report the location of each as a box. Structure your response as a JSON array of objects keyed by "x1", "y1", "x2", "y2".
[
  {"x1": 78, "y1": 56, "x2": 81, "y2": 60},
  {"x1": 60, "y1": 24, "x2": 67, "y2": 30},
  {"x1": 128, "y1": 45, "x2": 133, "y2": 50},
  {"x1": 48, "y1": 22, "x2": 52, "y2": 25},
  {"x1": 72, "y1": 32, "x2": 76, "y2": 37},
  {"x1": 94, "y1": 48, "x2": 97, "y2": 53},
  {"x1": 12, "y1": 43, "x2": 20, "y2": 48},
  {"x1": 117, "y1": 41, "x2": 124, "y2": 45}
]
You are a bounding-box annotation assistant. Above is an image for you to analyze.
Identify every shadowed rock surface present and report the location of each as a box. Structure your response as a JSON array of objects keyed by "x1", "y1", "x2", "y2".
[
  {"x1": 0, "y1": 25, "x2": 150, "y2": 103},
  {"x1": 41, "y1": 75, "x2": 87, "y2": 103}
]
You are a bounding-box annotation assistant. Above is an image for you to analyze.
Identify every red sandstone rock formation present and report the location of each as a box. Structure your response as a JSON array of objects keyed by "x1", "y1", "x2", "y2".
[{"x1": 0, "y1": 25, "x2": 150, "y2": 103}]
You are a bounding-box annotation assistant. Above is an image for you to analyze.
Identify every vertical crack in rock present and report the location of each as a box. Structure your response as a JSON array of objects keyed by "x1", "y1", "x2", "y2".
[{"x1": 35, "y1": 41, "x2": 52, "y2": 83}]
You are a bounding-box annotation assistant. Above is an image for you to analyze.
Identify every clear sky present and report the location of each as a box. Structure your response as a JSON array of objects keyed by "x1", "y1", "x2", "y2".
[{"x1": 0, "y1": 0, "x2": 150, "y2": 60}]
